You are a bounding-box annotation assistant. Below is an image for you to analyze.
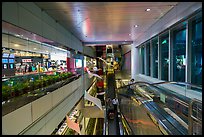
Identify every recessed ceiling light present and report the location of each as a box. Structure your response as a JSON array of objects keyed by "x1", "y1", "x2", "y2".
[
  {"x1": 14, "y1": 44, "x2": 19, "y2": 47},
  {"x1": 129, "y1": 34, "x2": 131, "y2": 36},
  {"x1": 146, "y1": 8, "x2": 151, "y2": 12},
  {"x1": 15, "y1": 34, "x2": 20, "y2": 37},
  {"x1": 134, "y1": 25, "x2": 138, "y2": 28},
  {"x1": 34, "y1": 48, "x2": 37, "y2": 50}
]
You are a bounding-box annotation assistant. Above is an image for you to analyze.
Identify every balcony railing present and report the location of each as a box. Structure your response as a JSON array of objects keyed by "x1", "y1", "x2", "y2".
[{"x1": 2, "y1": 72, "x2": 80, "y2": 116}]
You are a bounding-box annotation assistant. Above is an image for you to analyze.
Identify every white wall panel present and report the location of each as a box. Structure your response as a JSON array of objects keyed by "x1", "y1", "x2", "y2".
[
  {"x1": 2, "y1": 75, "x2": 93, "y2": 135},
  {"x1": 2, "y1": 2, "x2": 19, "y2": 26},
  {"x1": 77, "y1": 78, "x2": 81, "y2": 86},
  {"x1": 2, "y1": 2, "x2": 85, "y2": 55},
  {"x1": 23, "y1": 116, "x2": 46, "y2": 135},
  {"x1": 72, "y1": 79, "x2": 79, "y2": 91},
  {"x1": 32, "y1": 93, "x2": 52, "y2": 122},
  {"x1": 62, "y1": 83, "x2": 73, "y2": 97},
  {"x1": 56, "y1": 23, "x2": 66, "y2": 45},
  {"x1": 65, "y1": 31, "x2": 71, "y2": 46},
  {"x1": 42, "y1": 11, "x2": 57, "y2": 29},
  {"x1": 18, "y1": 2, "x2": 42, "y2": 19},
  {"x1": 35, "y1": 126, "x2": 46, "y2": 135},
  {"x1": 19, "y1": 6, "x2": 42, "y2": 36},
  {"x1": 2, "y1": 103, "x2": 32, "y2": 135},
  {"x1": 42, "y1": 22, "x2": 57, "y2": 41},
  {"x1": 44, "y1": 113, "x2": 59, "y2": 135},
  {"x1": 52, "y1": 88, "x2": 65, "y2": 107}
]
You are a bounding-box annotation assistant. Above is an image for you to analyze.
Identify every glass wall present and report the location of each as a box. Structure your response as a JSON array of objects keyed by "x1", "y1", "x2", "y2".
[
  {"x1": 2, "y1": 33, "x2": 69, "y2": 76},
  {"x1": 146, "y1": 42, "x2": 150, "y2": 76},
  {"x1": 152, "y1": 37, "x2": 158, "y2": 78},
  {"x1": 191, "y1": 14, "x2": 202, "y2": 85},
  {"x1": 160, "y1": 33, "x2": 169, "y2": 81},
  {"x1": 140, "y1": 46, "x2": 145, "y2": 74},
  {"x1": 135, "y1": 10, "x2": 202, "y2": 86},
  {"x1": 173, "y1": 25, "x2": 186, "y2": 82}
]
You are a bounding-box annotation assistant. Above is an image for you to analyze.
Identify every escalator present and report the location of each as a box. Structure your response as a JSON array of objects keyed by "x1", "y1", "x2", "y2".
[
  {"x1": 105, "y1": 73, "x2": 120, "y2": 135},
  {"x1": 116, "y1": 80, "x2": 202, "y2": 135}
]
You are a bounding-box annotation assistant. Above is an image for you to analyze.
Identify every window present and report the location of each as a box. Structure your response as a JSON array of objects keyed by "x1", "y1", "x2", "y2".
[
  {"x1": 152, "y1": 37, "x2": 158, "y2": 78},
  {"x1": 146, "y1": 42, "x2": 150, "y2": 76},
  {"x1": 173, "y1": 25, "x2": 186, "y2": 82},
  {"x1": 141, "y1": 46, "x2": 145, "y2": 74},
  {"x1": 160, "y1": 33, "x2": 169, "y2": 81},
  {"x1": 191, "y1": 14, "x2": 202, "y2": 86}
]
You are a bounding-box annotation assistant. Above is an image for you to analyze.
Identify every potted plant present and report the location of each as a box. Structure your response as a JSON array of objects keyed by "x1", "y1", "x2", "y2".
[
  {"x1": 60, "y1": 73, "x2": 66, "y2": 80},
  {"x1": 2, "y1": 86, "x2": 11, "y2": 101},
  {"x1": 33, "y1": 79, "x2": 42, "y2": 90},
  {"x1": 67, "y1": 72, "x2": 73, "y2": 77},
  {"x1": 47, "y1": 75, "x2": 53, "y2": 85},
  {"x1": 11, "y1": 84, "x2": 20, "y2": 97},
  {"x1": 22, "y1": 81, "x2": 30, "y2": 94},
  {"x1": 53, "y1": 75, "x2": 60, "y2": 82},
  {"x1": 16, "y1": 83, "x2": 25, "y2": 96},
  {"x1": 42, "y1": 77, "x2": 48, "y2": 87}
]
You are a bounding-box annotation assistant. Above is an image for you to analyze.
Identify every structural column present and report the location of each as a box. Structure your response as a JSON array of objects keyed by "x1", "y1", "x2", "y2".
[{"x1": 131, "y1": 44, "x2": 139, "y2": 81}]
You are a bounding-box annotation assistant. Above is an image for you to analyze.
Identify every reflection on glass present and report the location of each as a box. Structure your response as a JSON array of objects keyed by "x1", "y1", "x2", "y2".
[
  {"x1": 160, "y1": 33, "x2": 169, "y2": 81},
  {"x1": 146, "y1": 42, "x2": 150, "y2": 76},
  {"x1": 152, "y1": 37, "x2": 158, "y2": 78},
  {"x1": 191, "y1": 16, "x2": 202, "y2": 86},
  {"x1": 173, "y1": 27, "x2": 186, "y2": 82}
]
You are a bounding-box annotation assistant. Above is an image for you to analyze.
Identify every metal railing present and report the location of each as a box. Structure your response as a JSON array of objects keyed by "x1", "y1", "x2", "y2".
[
  {"x1": 116, "y1": 80, "x2": 202, "y2": 91},
  {"x1": 116, "y1": 79, "x2": 202, "y2": 135},
  {"x1": 188, "y1": 98, "x2": 202, "y2": 135},
  {"x1": 120, "y1": 113, "x2": 134, "y2": 135}
]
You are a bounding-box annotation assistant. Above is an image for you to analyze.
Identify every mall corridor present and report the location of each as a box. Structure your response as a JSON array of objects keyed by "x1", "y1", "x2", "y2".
[{"x1": 2, "y1": 2, "x2": 202, "y2": 135}]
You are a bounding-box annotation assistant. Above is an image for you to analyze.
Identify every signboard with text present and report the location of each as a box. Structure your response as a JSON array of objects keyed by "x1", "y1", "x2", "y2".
[{"x1": 22, "y1": 59, "x2": 32, "y2": 62}]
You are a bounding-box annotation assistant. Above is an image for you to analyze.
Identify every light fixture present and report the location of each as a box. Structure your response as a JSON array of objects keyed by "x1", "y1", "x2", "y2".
[
  {"x1": 14, "y1": 44, "x2": 19, "y2": 47},
  {"x1": 134, "y1": 25, "x2": 138, "y2": 28},
  {"x1": 15, "y1": 34, "x2": 20, "y2": 37},
  {"x1": 146, "y1": 8, "x2": 150, "y2": 12},
  {"x1": 129, "y1": 34, "x2": 131, "y2": 36},
  {"x1": 34, "y1": 48, "x2": 37, "y2": 50}
]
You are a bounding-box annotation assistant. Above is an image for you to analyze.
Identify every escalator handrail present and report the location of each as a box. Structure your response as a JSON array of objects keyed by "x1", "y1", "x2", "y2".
[
  {"x1": 120, "y1": 112, "x2": 135, "y2": 135},
  {"x1": 116, "y1": 81, "x2": 202, "y2": 91}
]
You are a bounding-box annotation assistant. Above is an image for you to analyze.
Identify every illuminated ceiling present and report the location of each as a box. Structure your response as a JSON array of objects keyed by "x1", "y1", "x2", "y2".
[{"x1": 35, "y1": 2, "x2": 178, "y2": 46}]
